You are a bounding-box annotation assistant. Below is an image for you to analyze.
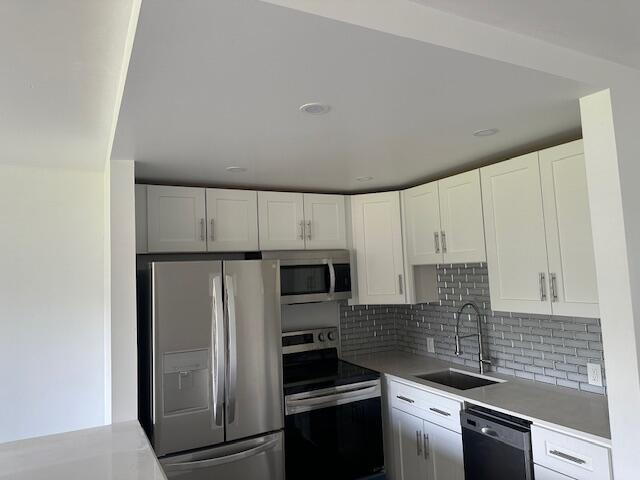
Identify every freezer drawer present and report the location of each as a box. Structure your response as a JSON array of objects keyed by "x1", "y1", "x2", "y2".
[{"x1": 160, "y1": 432, "x2": 284, "y2": 480}]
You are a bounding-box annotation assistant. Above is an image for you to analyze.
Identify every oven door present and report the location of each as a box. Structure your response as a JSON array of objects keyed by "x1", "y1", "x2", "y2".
[
  {"x1": 284, "y1": 381, "x2": 384, "y2": 480},
  {"x1": 279, "y1": 261, "x2": 351, "y2": 304}
]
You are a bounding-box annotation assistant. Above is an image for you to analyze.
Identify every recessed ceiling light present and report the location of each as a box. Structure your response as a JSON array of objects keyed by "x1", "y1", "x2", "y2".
[
  {"x1": 473, "y1": 128, "x2": 499, "y2": 137},
  {"x1": 356, "y1": 176, "x2": 374, "y2": 182},
  {"x1": 299, "y1": 103, "x2": 331, "y2": 115},
  {"x1": 225, "y1": 166, "x2": 247, "y2": 173}
]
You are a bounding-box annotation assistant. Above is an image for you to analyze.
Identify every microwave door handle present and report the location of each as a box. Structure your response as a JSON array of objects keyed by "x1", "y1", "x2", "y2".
[
  {"x1": 328, "y1": 260, "x2": 336, "y2": 296},
  {"x1": 225, "y1": 274, "x2": 238, "y2": 424},
  {"x1": 211, "y1": 275, "x2": 225, "y2": 427}
]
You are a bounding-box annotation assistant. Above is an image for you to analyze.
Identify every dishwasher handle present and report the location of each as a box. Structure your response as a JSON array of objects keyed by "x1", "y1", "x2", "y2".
[{"x1": 461, "y1": 408, "x2": 531, "y2": 452}]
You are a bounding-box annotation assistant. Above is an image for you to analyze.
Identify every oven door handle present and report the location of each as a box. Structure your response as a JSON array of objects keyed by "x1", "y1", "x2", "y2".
[{"x1": 286, "y1": 382, "x2": 380, "y2": 415}]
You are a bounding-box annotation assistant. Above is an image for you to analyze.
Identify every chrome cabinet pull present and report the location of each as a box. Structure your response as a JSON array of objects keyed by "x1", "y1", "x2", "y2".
[
  {"x1": 416, "y1": 430, "x2": 422, "y2": 456},
  {"x1": 200, "y1": 218, "x2": 205, "y2": 241},
  {"x1": 306, "y1": 221, "x2": 312, "y2": 240},
  {"x1": 423, "y1": 433, "x2": 429, "y2": 459},
  {"x1": 429, "y1": 407, "x2": 451, "y2": 417},
  {"x1": 549, "y1": 449, "x2": 586, "y2": 465},
  {"x1": 298, "y1": 220, "x2": 305, "y2": 240},
  {"x1": 434, "y1": 232, "x2": 440, "y2": 253},
  {"x1": 210, "y1": 219, "x2": 215, "y2": 241},
  {"x1": 539, "y1": 272, "x2": 547, "y2": 301},
  {"x1": 396, "y1": 395, "x2": 414, "y2": 404},
  {"x1": 550, "y1": 273, "x2": 558, "y2": 302},
  {"x1": 441, "y1": 231, "x2": 447, "y2": 253},
  {"x1": 398, "y1": 274, "x2": 404, "y2": 295}
]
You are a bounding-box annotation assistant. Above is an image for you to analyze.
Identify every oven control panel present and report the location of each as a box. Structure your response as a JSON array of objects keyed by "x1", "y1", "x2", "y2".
[{"x1": 282, "y1": 328, "x2": 339, "y2": 354}]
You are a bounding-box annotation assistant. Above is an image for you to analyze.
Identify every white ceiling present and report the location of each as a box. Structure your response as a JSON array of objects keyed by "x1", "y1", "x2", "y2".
[
  {"x1": 411, "y1": 0, "x2": 640, "y2": 70},
  {"x1": 112, "y1": 0, "x2": 596, "y2": 192},
  {"x1": 0, "y1": 0, "x2": 135, "y2": 170}
]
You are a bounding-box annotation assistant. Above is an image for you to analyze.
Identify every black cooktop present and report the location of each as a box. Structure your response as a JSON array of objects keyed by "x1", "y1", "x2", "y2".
[{"x1": 283, "y1": 348, "x2": 380, "y2": 396}]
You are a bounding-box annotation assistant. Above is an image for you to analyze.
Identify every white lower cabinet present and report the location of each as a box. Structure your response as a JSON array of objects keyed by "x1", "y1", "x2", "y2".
[
  {"x1": 535, "y1": 464, "x2": 574, "y2": 480},
  {"x1": 423, "y1": 420, "x2": 464, "y2": 480},
  {"x1": 389, "y1": 380, "x2": 464, "y2": 480},
  {"x1": 531, "y1": 425, "x2": 612, "y2": 480},
  {"x1": 393, "y1": 408, "x2": 425, "y2": 480}
]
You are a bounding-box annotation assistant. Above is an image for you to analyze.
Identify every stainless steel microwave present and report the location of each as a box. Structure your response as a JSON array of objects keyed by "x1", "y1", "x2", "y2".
[{"x1": 262, "y1": 250, "x2": 352, "y2": 304}]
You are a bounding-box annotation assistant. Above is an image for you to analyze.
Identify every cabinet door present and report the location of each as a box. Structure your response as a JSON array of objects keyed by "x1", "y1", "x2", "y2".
[
  {"x1": 392, "y1": 408, "x2": 426, "y2": 480},
  {"x1": 257, "y1": 191, "x2": 305, "y2": 250},
  {"x1": 206, "y1": 189, "x2": 258, "y2": 252},
  {"x1": 534, "y1": 464, "x2": 573, "y2": 480},
  {"x1": 302, "y1": 193, "x2": 346, "y2": 249},
  {"x1": 351, "y1": 192, "x2": 406, "y2": 304},
  {"x1": 147, "y1": 185, "x2": 207, "y2": 252},
  {"x1": 438, "y1": 170, "x2": 486, "y2": 263},
  {"x1": 423, "y1": 421, "x2": 464, "y2": 480},
  {"x1": 540, "y1": 141, "x2": 599, "y2": 318},
  {"x1": 481, "y1": 153, "x2": 552, "y2": 314},
  {"x1": 402, "y1": 182, "x2": 443, "y2": 265}
]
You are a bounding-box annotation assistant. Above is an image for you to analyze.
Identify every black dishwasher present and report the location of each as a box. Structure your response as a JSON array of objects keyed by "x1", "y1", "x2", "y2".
[{"x1": 461, "y1": 405, "x2": 534, "y2": 480}]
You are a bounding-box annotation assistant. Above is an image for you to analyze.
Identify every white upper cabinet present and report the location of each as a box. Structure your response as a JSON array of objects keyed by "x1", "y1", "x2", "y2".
[
  {"x1": 302, "y1": 193, "x2": 347, "y2": 249},
  {"x1": 258, "y1": 192, "x2": 346, "y2": 250},
  {"x1": 258, "y1": 191, "x2": 305, "y2": 250},
  {"x1": 403, "y1": 181, "x2": 443, "y2": 265},
  {"x1": 438, "y1": 170, "x2": 486, "y2": 264},
  {"x1": 147, "y1": 185, "x2": 207, "y2": 252},
  {"x1": 351, "y1": 191, "x2": 406, "y2": 304},
  {"x1": 206, "y1": 188, "x2": 259, "y2": 252},
  {"x1": 481, "y1": 152, "x2": 552, "y2": 314},
  {"x1": 481, "y1": 142, "x2": 599, "y2": 317},
  {"x1": 539, "y1": 140, "x2": 599, "y2": 318},
  {"x1": 402, "y1": 170, "x2": 486, "y2": 266}
]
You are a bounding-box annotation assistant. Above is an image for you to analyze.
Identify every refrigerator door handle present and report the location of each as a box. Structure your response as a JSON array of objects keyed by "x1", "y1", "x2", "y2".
[
  {"x1": 225, "y1": 274, "x2": 238, "y2": 424},
  {"x1": 163, "y1": 434, "x2": 281, "y2": 472},
  {"x1": 211, "y1": 274, "x2": 225, "y2": 427}
]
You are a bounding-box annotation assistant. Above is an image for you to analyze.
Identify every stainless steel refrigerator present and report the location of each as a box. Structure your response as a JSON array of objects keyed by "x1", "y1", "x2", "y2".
[{"x1": 139, "y1": 259, "x2": 284, "y2": 480}]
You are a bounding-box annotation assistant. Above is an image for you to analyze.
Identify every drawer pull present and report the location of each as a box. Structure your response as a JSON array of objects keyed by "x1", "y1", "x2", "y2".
[
  {"x1": 549, "y1": 449, "x2": 587, "y2": 465},
  {"x1": 396, "y1": 395, "x2": 415, "y2": 404},
  {"x1": 429, "y1": 407, "x2": 451, "y2": 417}
]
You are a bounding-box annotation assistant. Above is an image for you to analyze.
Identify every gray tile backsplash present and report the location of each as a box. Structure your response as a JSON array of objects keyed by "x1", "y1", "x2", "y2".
[{"x1": 340, "y1": 263, "x2": 607, "y2": 395}]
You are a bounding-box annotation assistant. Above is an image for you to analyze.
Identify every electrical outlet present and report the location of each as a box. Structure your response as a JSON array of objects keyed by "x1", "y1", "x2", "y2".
[
  {"x1": 426, "y1": 337, "x2": 435, "y2": 353},
  {"x1": 587, "y1": 363, "x2": 603, "y2": 387}
]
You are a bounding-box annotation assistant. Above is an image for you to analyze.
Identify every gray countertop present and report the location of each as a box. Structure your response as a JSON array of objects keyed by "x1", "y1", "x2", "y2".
[
  {"x1": 0, "y1": 421, "x2": 166, "y2": 480},
  {"x1": 344, "y1": 350, "x2": 611, "y2": 446}
]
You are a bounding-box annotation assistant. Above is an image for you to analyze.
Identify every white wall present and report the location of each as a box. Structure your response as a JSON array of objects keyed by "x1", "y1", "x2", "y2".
[
  {"x1": 0, "y1": 164, "x2": 106, "y2": 443},
  {"x1": 109, "y1": 160, "x2": 138, "y2": 422}
]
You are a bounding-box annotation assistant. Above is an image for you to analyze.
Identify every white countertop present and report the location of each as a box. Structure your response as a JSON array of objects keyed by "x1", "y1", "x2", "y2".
[
  {"x1": 345, "y1": 350, "x2": 611, "y2": 447},
  {"x1": 0, "y1": 421, "x2": 166, "y2": 480}
]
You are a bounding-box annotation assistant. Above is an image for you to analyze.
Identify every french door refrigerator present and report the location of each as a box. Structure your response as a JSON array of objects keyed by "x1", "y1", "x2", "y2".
[{"x1": 140, "y1": 259, "x2": 284, "y2": 480}]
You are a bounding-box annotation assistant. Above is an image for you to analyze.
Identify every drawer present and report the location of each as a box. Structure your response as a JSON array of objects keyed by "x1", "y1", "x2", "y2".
[
  {"x1": 531, "y1": 425, "x2": 612, "y2": 480},
  {"x1": 389, "y1": 380, "x2": 462, "y2": 432},
  {"x1": 534, "y1": 464, "x2": 573, "y2": 480}
]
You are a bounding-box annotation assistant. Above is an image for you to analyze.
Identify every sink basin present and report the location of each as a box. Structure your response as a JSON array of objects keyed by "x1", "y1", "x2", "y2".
[{"x1": 415, "y1": 369, "x2": 500, "y2": 390}]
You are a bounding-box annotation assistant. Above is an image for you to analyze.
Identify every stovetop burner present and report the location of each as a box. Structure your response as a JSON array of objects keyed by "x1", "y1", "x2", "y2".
[{"x1": 283, "y1": 347, "x2": 379, "y2": 396}]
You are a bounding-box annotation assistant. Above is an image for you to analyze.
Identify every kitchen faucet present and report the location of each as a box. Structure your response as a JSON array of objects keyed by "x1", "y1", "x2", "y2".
[{"x1": 454, "y1": 302, "x2": 491, "y2": 375}]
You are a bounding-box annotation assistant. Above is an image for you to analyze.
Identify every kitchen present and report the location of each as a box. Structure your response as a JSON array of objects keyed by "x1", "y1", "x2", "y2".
[{"x1": 1, "y1": 1, "x2": 639, "y2": 480}]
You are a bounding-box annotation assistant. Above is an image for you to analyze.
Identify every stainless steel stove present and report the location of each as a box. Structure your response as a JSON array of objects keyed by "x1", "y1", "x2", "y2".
[{"x1": 282, "y1": 328, "x2": 385, "y2": 480}]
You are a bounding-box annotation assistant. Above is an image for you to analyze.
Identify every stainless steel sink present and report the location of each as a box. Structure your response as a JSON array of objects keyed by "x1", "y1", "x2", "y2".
[{"x1": 414, "y1": 369, "x2": 501, "y2": 390}]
